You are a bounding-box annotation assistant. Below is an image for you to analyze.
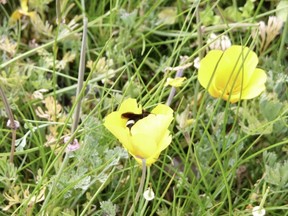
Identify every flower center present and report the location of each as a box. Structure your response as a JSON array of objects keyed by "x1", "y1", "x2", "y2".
[{"x1": 121, "y1": 110, "x2": 150, "y2": 129}]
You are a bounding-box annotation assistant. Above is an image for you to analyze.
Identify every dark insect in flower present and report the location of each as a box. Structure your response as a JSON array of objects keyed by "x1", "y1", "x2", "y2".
[{"x1": 121, "y1": 110, "x2": 150, "y2": 129}]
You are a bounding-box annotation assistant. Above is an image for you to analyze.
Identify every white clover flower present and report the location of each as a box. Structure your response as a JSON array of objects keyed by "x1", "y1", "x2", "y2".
[
  {"x1": 254, "y1": 16, "x2": 283, "y2": 52},
  {"x1": 252, "y1": 206, "x2": 266, "y2": 216},
  {"x1": 207, "y1": 33, "x2": 231, "y2": 51},
  {"x1": 143, "y1": 187, "x2": 155, "y2": 201}
]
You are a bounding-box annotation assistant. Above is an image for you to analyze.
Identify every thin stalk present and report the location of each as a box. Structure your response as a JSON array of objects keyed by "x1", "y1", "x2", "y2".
[
  {"x1": 127, "y1": 159, "x2": 147, "y2": 216},
  {"x1": 192, "y1": 6, "x2": 203, "y2": 117},
  {"x1": 56, "y1": 0, "x2": 61, "y2": 24},
  {"x1": 139, "y1": 166, "x2": 151, "y2": 216},
  {"x1": 41, "y1": 16, "x2": 88, "y2": 211},
  {"x1": 0, "y1": 85, "x2": 17, "y2": 164},
  {"x1": 52, "y1": 0, "x2": 60, "y2": 129},
  {"x1": 139, "y1": 199, "x2": 149, "y2": 216},
  {"x1": 140, "y1": 23, "x2": 258, "y2": 39},
  {"x1": 260, "y1": 186, "x2": 270, "y2": 208},
  {"x1": 72, "y1": 17, "x2": 87, "y2": 133},
  {"x1": 191, "y1": 3, "x2": 202, "y2": 140}
]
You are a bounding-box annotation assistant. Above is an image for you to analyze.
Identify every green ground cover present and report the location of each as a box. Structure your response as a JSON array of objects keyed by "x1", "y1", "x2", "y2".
[{"x1": 0, "y1": 0, "x2": 288, "y2": 215}]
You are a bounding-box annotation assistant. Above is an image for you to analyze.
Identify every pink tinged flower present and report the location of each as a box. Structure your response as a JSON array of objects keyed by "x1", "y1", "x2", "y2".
[
  {"x1": 64, "y1": 136, "x2": 80, "y2": 152},
  {"x1": 6, "y1": 119, "x2": 20, "y2": 130}
]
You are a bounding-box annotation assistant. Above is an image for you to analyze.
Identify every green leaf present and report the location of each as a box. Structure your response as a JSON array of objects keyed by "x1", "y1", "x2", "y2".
[
  {"x1": 157, "y1": 7, "x2": 177, "y2": 25},
  {"x1": 199, "y1": 6, "x2": 221, "y2": 26},
  {"x1": 100, "y1": 200, "x2": 117, "y2": 216},
  {"x1": 276, "y1": 0, "x2": 288, "y2": 22},
  {"x1": 240, "y1": 0, "x2": 255, "y2": 18},
  {"x1": 238, "y1": 107, "x2": 273, "y2": 135},
  {"x1": 263, "y1": 151, "x2": 288, "y2": 188},
  {"x1": 223, "y1": 6, "x2": 242, "y2": 22},
  {"x1": 119, "y1": 9, "x2": 138, "y2": 27},
  {"x1": 259, "y1": 97, "x2": 283, "y2": 121}
]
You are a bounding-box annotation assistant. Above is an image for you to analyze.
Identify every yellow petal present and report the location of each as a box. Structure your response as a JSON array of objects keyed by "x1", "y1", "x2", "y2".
[
  {"x1": 145, "y1": 154, "x2": 160, "y2": 166},
  {"x1": 143, "y1": 132, "x2": 171, "y2": 165},
  {"x1": 104, "y1": 112, "x2": 126, "y2": 132},
  {"x1": 241, "y1": 68, "x2": 267, "y2": 99},
  {"x1": 151, "y1": 104, "x2": 174, "y2": 115},
  {"x1": 118, "y1": 98, "x2": 142, "y2": 114},
  {"x1": 214, "y1": 46, "x2": 258, "y2": 92},
  {"x1": 20, "y1": 0, "x2": 29, "y2": 12},
  {"x1": 158, "y1": 130, "x2": 172, "y2": 151},
  {"x1": 223, "y1": 92, "x2": 241, "y2": 103},
  {"x1": 198, "y1": 49, "x2": 223, "y2": 89},
  {"x1": 208, "y1": 69, "x2": 266, "y2": 103},
  {"x1": 10, "y1": 10, "x2": 22, "y2": 23},
  {"x1": 104, "y1": 112, "x2": 131, "y2": 150},
  {"x1": 27, "y1": 11, "x2": 36, "y2": 18},
  {"x1": 131, "y1": 114, "x2": 173, "y2": 145},
  {"x1": 133, "y1": 152, "x2": 160, "y2": 166},
  {"x1": 206, "y1": 82, "x2": 221, "y2": 98},
  {"x1": 130, "y1": 134, "x2": 158, "y2": 159}
]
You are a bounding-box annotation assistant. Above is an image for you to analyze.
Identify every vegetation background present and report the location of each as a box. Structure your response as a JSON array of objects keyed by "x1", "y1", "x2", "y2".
[{"x1": 0, "y1": 0, "x2": 287, "y2": 215}]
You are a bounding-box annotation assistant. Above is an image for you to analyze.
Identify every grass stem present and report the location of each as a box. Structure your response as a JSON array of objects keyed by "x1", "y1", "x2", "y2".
[
  {"x1": 127, "y1": 159, "x2": 147, "y2": 216},
  {"x1": 0, "y1": 85, "x2": 17, "y2": 164}
]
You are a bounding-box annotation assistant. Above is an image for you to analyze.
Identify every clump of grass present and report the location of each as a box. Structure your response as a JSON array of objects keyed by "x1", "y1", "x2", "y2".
[{"x1": 0, "y1": 0, "x2": 287, "y2": 215}]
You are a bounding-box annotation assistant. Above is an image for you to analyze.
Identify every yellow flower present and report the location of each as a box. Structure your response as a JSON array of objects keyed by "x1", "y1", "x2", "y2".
[
  {"x1": 104, "y1": 98, "x2": 173, "y2": 166},
  {"x1": 165, "y1": 77, "x2": 187, "y2": 87},
  {"x1": 198, "y1": 45, "x2": 267, "y2": 103},
  {"x1": 10, "y1": 0, "x2": 36, "y2": 24}
]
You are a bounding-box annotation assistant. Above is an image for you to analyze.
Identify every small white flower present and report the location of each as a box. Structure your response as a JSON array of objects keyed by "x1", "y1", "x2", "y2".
[
  {"x1": 32, "y1": 89, "x2": 48, "y2": 100},
  {"x1": 207, "y1": 33, "x2": 231, "y2": 51},
  {"x1": 252, "y1": 206, "x2": 266, "y2": 216},
  {"x1": 193, "y1": 57, "x2": 200, "y2": 69},
  {"x1": 143, "y1": 187, "x2": 155, "y2": 201}
]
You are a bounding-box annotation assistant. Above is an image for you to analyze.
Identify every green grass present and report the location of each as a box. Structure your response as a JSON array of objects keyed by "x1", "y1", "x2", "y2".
[{"x1": 0, "y1": 0, "x2": 288, "y2": 215}]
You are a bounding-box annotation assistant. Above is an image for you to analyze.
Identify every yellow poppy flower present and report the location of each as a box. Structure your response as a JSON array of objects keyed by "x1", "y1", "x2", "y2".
[
  {"x1": 198, "y1": 45, "x2": 267, "y2": 103},
  {"x1": 104, "y1": 98, "x2": 173, "y2": 166}
]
